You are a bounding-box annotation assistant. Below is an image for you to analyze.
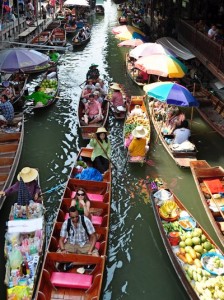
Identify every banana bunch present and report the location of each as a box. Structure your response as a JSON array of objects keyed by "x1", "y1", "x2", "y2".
[{"x1": 159, "y1": 200, "x2": 178, "y2": 218}]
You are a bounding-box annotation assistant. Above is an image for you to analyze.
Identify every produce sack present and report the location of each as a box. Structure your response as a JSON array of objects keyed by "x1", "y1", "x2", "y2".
[
  {"x1": 76, "y1": 167, "x2": 103, "y2": 181},
  {"x1": 9, "y1": 248, "x2": 23, "y2": 269}
]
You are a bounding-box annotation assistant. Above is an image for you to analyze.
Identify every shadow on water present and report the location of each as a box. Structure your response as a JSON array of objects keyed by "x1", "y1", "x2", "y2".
[{"x1": 0, "y1": 1, "x2": 223, "y2": 299}]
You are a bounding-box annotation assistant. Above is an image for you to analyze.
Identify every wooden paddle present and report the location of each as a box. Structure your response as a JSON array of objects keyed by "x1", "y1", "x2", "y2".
[
  {"x1": 90, "y1": 134, "x2": 118, "y2": 171},
  {"x1": 204, "y1": 181, "x2": 224, "y2": 219}
]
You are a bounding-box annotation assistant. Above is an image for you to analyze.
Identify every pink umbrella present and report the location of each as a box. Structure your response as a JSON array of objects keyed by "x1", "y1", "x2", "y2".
[
  {"x1": 118, "y1": 39, "x2": 144, "y2": 48},
  {"x1": 129, "y1": 43, "x2": 173, "y2": 59}
]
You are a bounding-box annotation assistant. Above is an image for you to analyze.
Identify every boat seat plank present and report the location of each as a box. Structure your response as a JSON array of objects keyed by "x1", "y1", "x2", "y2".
[
  {"x1": 51, "y1": 272, "x2": 93, "y2": 289},
  {"x1": 193, "y1": 167, "x2": 224, "y2": 178},
  {"x1": 71, "y1": 191, "x2": 104, "y2": 202},
  {"x1": 64, "y1": 213, "x2": 103, "y2": 226}
]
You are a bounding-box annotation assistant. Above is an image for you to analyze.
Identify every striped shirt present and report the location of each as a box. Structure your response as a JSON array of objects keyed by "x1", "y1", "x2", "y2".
[{"x1": 60, "y1": 216, "x2": 95, "y2": 247}]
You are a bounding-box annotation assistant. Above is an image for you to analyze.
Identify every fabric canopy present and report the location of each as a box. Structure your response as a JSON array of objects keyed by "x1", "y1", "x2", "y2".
[
  {"x1": 64, "y1": 0, "x2": 89, "y2": 6},
  {"x1": 156, "y1": 37, "x2": 195, "y2": 61}
]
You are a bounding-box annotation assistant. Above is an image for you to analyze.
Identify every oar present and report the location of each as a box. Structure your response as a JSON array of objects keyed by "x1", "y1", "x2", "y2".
[
  {"x1": 40, "y1": 182, "x2": 66, "y2": 195},
  {"x1": 79, "y1": 80, "x2": 86, "y2": 88},
  {"x1": 90, "y1": 134, "x2": 118, "y2": 171},
  {"x1": 204, "y1": 181, "x2": 224, "y2": 219}
]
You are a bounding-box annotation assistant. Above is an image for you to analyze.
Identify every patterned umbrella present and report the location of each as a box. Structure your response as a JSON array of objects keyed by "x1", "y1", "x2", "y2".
[
  {"x1": 129, "y1": 43, "x2": 175, "y2": 59},
  {"x1": 118, "y1": 39, "x2": 144, "y2": 48},
  {"x1": 143, "y1": 82, "x2": 199, "y2": 107},
  {"x1": 135, "y1": 54, "x2": 187, "y2": 78}
]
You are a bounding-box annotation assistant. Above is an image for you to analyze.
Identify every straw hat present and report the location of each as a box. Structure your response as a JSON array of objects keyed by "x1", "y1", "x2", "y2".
[
  {"x1": 17, "y1": 167, "x2": 38, "y2": 183},
  {"x1": 110, "y1": 83, "x2": 121, "y2": 91},
  {"x1": 132, "y1": 125, "x2": 148, "y2": 138},
  {"x1": 96, "y1": 127, "x2": 108, "y2": 134},
  {"x1": 93, "y1": 91, "x2": 100, "y2": 95}
]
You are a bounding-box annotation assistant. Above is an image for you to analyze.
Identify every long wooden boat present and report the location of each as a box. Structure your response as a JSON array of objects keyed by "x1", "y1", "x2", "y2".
[
  {"x1": 31, "y1": 31, "x2": 51, "y2": 45},
  {"x1": 46, "y1": 20, "x2": 61, "y2": 31},
  {"x1": 23, "y1": 61, "x2": 58, "y2": 75},
  {"x1": 190, "y1": 160, "x2": 224, "y2": 248},
  {"x1": 32, "y1": 67, "x2": 59, "y2": 111},
  {"x1": 150, "y1": 181, "x2": 224, "y2": 300},
  {"x1": 4, "y1": 174, "x2": 45, "y2": 300},
  {"x1": 125, "y1": 53, "x2": 148, "y2": 87},
  {"x1": 0, "y1": 114, "x2": 24, "y2": 210},
  {"x1": 188, "y1": 84, "x2": 224, "y2": 138},
  {"x1": 123, "y1": 96, "x2": 150, "y2": 163},
  {"x1": 107, "y1": 82, "x2": 130, "y2": 120},
  {"x1": 0, "y1": 74, "x2": 29, "y2": 112},
  {"x1": 78, "y1": 93, "x2": 109, "y2": 140},
  {"x1": 48, "y1": 27, "x2": 66, "y2": 47},
  {"x1": 35, "y1": 147, "x2": 111, "y2": 300},
  {"x1": 72, "y1": 30, "x2": 91, "y2": 47},
  {"x1": 149, "y1": 102, "x2": 197, "y2": 168}
]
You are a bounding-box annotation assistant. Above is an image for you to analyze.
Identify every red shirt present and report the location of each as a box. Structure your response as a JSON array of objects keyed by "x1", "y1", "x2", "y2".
[
  {"x1": 111, "y1": 91, "x2": 124, "y2": 107},
  {"x1": 85, "y1": 100, "x2": 101, "y2": 118}
]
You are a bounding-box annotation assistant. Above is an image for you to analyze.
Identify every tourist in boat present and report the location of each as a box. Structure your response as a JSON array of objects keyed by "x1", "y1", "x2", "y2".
[
  {"x1": 136, "y1": 70, "x2": 149, "y2": 84},
  {"x1": 98, "y1": 79, "x2": 108, "y2": 95},
  {"x1": 86, "y1": 63, "x2": 100, "y2": 81},
  {"x1": 59, "y1": 206, "x2": 99, "y2": 255},
  {"x1": 70, "y1": 187, "x2": 91, "y2": 218},
  {"x1": 81, "y1": 84, "x2": 93, "y2": 103},
  {"x1": 83, "y1": 94, "x2": 102, "y2": 124},
  {"x1": 77, "y1": 28, "x2": 87, "y2": 41},
  {"x1": 0, "y1": 94, "x2": 14, "y2": 124},
  {"x1": 108, "y1": 83, "x2": 126, "y2": 112},
  {"x1": 93, "y1": 91, "x2": 103, "y2": 106},
  {"x1": 0, "y1": 167, "x2": 41, "y2": 202},
  {"x1": 89, "y1": 127, "x2": 111, "y2": 174},
  {"x1": 128, "y1": 125, "x2": 148, "y2": 159},
  {"x1": 25, "y1": 86, "x2": 53, "y2": 107}
]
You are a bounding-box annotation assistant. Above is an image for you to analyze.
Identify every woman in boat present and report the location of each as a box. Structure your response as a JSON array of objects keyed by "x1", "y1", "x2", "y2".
[
  {"x1": 25, "y1": 85, "x2": 53, "y2": 107},
  {"x1": 108, "y1": 83, "x2": 126, "y2": 112},
  {"x1": 70, "y1": 187, "x2": 91, "y2": 218},
  {"x1": 128, "y1": 126, "x2": 148, "y2": 159},
  {"x1": 89, "y1": 127, "x2": 111, "y2": 174},
  {"x1": 0, "y1": 167, "x2": 41, "y2": 202}
]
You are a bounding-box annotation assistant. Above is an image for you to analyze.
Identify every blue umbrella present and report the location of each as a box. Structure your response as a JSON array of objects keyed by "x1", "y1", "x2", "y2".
[
  {"x1": 144, "y1": 82, "x2": 199, "y2": 107},
  {"x1": 0, "y1": 48, "x2": 50, "y2": 73}
]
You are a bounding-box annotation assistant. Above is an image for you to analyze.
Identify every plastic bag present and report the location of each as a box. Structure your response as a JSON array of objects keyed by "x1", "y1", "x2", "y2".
[
  {"x1": 9, "y1": 248, "x2": 23, "y2": 269},
  {"x1": 8, "y1": 286, "x2": 31, "y2": 300},
  {"x1": 78, "y1": 167, "x2": 103, "y2": 181}
]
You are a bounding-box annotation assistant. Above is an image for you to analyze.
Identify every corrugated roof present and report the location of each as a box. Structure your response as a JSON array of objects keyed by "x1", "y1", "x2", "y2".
[{"x1": 156, "y1": 37, "x2": 195, "y2": 60}]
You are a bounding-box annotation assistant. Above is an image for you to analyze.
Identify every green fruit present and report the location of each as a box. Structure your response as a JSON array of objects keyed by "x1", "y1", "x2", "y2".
[
  {"x1": 192, "y1": 237, "x2": 201, "y2": 245},
  {"x1": 203, "y1": 242, "x2": 212, "y2": 251},
  {"x1": 200, "y1": 234, "x2": 206, "y2": 242},
  {"x1": 194, "y1": 228, "x2": 202, "y2": 236},
  {"x1": 181, "y1": 235, "x2": 187, "y2": 241},
  {"x1": 194, "y1": 245, "x2": 203, "y2": 254},
  {"x1": 179, "y1": 241, "x2": 186, "y2": 248},
  {"x1": 186, "y1": 232, "x2": 192, "y2": 239},
  {"x1": 185, "y1": 238, "x2": 193, "y2": 247}
]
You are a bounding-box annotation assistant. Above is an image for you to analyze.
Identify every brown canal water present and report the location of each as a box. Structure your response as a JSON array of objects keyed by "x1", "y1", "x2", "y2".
[{"x1": 0, "y1": 1, "x2": 224, "y2": 299}]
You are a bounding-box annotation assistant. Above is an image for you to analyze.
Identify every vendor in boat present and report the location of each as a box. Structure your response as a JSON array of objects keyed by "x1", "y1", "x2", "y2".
[
  {"x1": 0, "y1": 94, "x2": 14, "y2": 124},
  {"x1": 2, "y1": 80, "x2": 16, "y2": 101},
  {"x1": 89, "y1": 127, "x2": 111, "y2": 174},
  {"x1": 162, "y1": 108, "x2": 185, "y2": 135},
  {"x1": 49, "y1": 50, "x2": 60, "y2": 63},
  {"x1": 171, "y1": 120, "x2": 191, "y2": 145},
  {"x1": 59, "y1": 206, "x2": 99, "y2": 255},
  {"x1": 0, "y1": 167, "x2": 41, "y2": 202},
  {"x1": 108, "y1": 83, "x2": 126, "y2": 112},
  {"x1": 83, "y1": 93, "x2": 103, "y2": 124},
  {"x1": 136, "y1": 70, "x2": 149, "y2": 84},
  {"x1": 71, "y1": 187, "x2": 91, "y2": 218},
  {"x1": 86, "y1": 63, "x2": 100, "y2": 82},
  {"x1": 25, "y1": 85, "x2": 53, "y2": 107},
  {"x1": 128, "y1": 126, "x2": 149, "y2": 159}
]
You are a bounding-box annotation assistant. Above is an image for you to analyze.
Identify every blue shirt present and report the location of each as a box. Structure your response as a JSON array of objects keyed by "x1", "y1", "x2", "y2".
[{"x1": 0, "y1": 100, "x2": 14, "y2": 121}]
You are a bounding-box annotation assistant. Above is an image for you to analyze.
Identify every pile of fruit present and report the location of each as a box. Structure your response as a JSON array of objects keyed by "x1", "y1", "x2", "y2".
[
  {"x1": 40, "y1": 78, "x2": 58, "y2": 95},
  {"x1": 124, "y1": 115, "x2": 150, "y2": 138},
  {"x1": 159, "y1": 200, "x2": 179, "y2": 220}
]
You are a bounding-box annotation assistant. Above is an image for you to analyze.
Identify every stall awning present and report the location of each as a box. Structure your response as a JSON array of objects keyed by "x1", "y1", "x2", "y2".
[
  {"x1": 156, "y1": 37, "x2": 195, "y2": 61},
  {"x1": 96, "y1": 0, "x2": 104, "y2": 5}
]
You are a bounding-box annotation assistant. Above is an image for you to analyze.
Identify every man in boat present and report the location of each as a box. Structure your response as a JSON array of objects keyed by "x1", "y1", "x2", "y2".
[
  {"x1": 128, "y1": 126, "x2": 149, "y2": 159},
  {"x1": 2, "y1": 81, "x2": 16, "y2": 102},
  {"x1": 86, "y1": 64, "x2": 100, "y2": 82},
  {"x1": 172, "y1": 120, "x2": 191, "y2": 144},
  {"x1": 0, "y1": 167, "x2": 42, "y2": 202},
  {"x1": 59, "y1": 206, "x2": 99, "y2": 256},
  {"x1": 83, "y1": 94, "x2": 103, "y2": 124},
  {"x1": 0, "y1": 94, "x2": 14, "y2": 124},
  {"x1": 25, "y1": 86, "x2": 53, "y2": 107}
]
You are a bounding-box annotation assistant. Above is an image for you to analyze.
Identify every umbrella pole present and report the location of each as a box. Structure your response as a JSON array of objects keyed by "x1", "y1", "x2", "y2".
[{"x1": 190, "y1": 82, "x2": 196, "y2": 130}]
